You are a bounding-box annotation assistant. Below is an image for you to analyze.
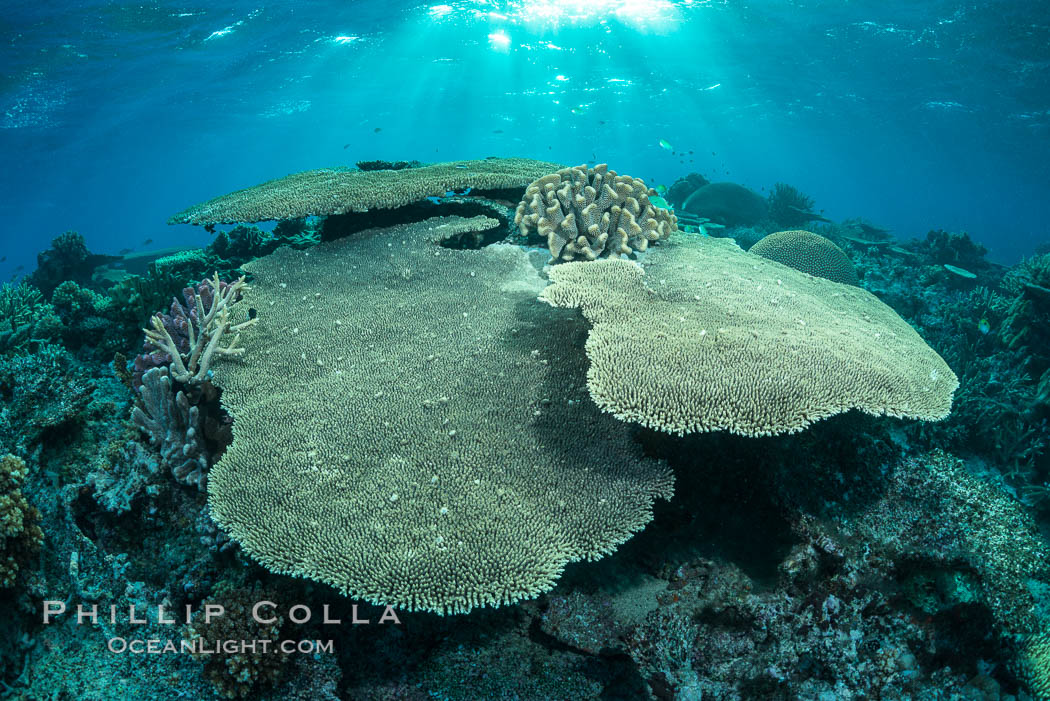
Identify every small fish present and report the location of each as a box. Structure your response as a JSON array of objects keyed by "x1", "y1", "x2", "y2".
[
  {"x1": 14, "y1": 265, "x2": 23, "y2": 271},
  {"x1": 599, "y1": 120, "x2": 606, "y2": 125},
  {"x1": 142, "y1": 238, "x2": 153, "y2": 246},
  {"x1": 689, "y1": 150, "x2": 694, "y2": 155},
  {"x1": 118, "y1": 248, "x2": 133, "y2": 255},
  {"x1": 650, "y1": 195, "x2": 671, "y2": 210},
  {"x1": 343, "y1": 143, "x2": 350, "y2": 149},
  {"x1": 659, "y1": 139, "x2": 673, "y2": 151},
  {"x1": 0, "y1": 256, "x2": 5, "y2": 262},
  {"x1": 492, "y1": 129, "x2": 504, "y2": 134},
  {"x1": 654, "y1": 184, "x2": 668, "y2": 196},
  {"x1": 374, "y1": 127, "x2": 382, "y2": 133},
  {"x1": 205, "y1": 223, "x2": 216, "y2": 234},
  {"x1": 978, "y1": 318, "x2": 991, "y2": 335}
]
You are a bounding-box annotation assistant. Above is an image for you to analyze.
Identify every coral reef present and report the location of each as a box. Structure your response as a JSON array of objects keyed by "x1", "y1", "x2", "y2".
[
  {"x1": 540, "y1": 235, "x2": 957, "y2": 436},
  {"x1": 0, "y1": 454, "x2": 43, "y2": 587},
  {"x1": 168, "y1": 157, "x2": 564, "y2": 225},
  {"x1": 749, "y1": 229, "x2": 860, "y2": 285},
  {"x1": 681, "y1": 182, "x2": 769, "y2": 227},
  {"x1": 12, "y1": 152, "x2": 1050, "y2": 700},
  {"x1": 208, "y1": 216, "x2": 673, "y2": 614},
  {"x1": 514, "y1": 163, "x2": 677, "y2": 262}
]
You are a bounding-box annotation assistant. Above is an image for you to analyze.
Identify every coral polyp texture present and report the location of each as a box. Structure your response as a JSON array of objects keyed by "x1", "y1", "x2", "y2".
[
  {"x1": 514, "y1": 163, "x2": 677, "y2": 262},
  {"x1": 167, "y1": 158, "x2": 564, "y2": 225},
  {"x1": 749, "y1": 229, "x2": 860, "y2": 286},
  {"x1": 539, "y1": 236, "x2": 958, "y2": 436},
  {"x1": 207, "y1": 215, "x2": 674, "y2": 615}
]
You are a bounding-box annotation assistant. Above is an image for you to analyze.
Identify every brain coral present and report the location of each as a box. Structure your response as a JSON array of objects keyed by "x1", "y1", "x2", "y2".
[
  {"x1": 168, "y1": 158, "x2": 564, "y2": 225},
  {"x1": 208, "y1": 216, "x2": 673, "y2": 615},
  {"x1": 539, "y1": 236, "x2": 957, "y2": 436},
  {"x1": 749, "y1": 229, "x2": 859, "y2": 286},
  {"x1": 514, "y1": 164, "x2": 677, "y2": 263}
]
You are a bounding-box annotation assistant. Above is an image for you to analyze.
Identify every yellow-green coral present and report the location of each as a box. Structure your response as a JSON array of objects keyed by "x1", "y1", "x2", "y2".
[
  {"x1": 208, "y1": 216, "x2": 673, "y2": 615},
  {"x1": 169, "y1": 158, "x2": 564, "y2": 225},
  {"x1": 749, "y1": 229, "x2": 859, "y2": 286},
  {"x1": 539, "y1": 236, "x2": 957, "y2": 436},
  {"x1": 514, "y1": 164, "x2": 677, "y2": 263},
  {"x1": 0, "y1": 454, "x2": 43, "y2": 587}
]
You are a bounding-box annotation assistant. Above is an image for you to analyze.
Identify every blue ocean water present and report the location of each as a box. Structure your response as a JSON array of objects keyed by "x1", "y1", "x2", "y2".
[{"x1": 1, "y1": 0, "x2": 1048, "y2": 278}]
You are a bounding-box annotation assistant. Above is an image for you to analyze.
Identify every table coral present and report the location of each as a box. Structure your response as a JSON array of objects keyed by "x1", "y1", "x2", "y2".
[{"x1": 207, "y1": 215, "x2": 673, "y2": 615}]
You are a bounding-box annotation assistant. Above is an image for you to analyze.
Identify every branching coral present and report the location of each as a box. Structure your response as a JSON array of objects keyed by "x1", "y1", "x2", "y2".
[
  {"x1": 208, "y1": 216, "x2": 673, "y2": 615},
  {"x1": 143, "y1": 274, "x2": 255, "y2": 385},
  {"x1": 0, "y1": 454, "x2": 43, "y2": 587},
  {"x1": 514, "y1": 164, "x2": 676, "y2": 262}
]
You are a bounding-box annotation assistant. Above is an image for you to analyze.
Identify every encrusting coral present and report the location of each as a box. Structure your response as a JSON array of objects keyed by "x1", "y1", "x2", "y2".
[
  {"x1": 168, "y1": 158, "x2": 563, "y2": 225},
  {"x1": 539, "y1": 236, "x2": 957, "y2": 436},
  {"x1": 513, "y1": 164, "x2": 677, "y2": 262},
  {"x1": 207, "y1": 215, "x2": 674, "y2": 615},
  {"x1": 749, "y1": 229, "x2": 860, "y2": 286},
  {"x1": 0, "y1": 454, "x2": 43, "y2": 587},
  {"x1": 142, "y1": 273, "x2": 255, "y2": 385}
]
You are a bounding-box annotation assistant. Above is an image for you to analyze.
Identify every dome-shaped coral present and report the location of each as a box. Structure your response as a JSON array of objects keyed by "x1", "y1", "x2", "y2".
[{"x1": 750, "y1": 229, "x2": 859, "y2": 286}]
